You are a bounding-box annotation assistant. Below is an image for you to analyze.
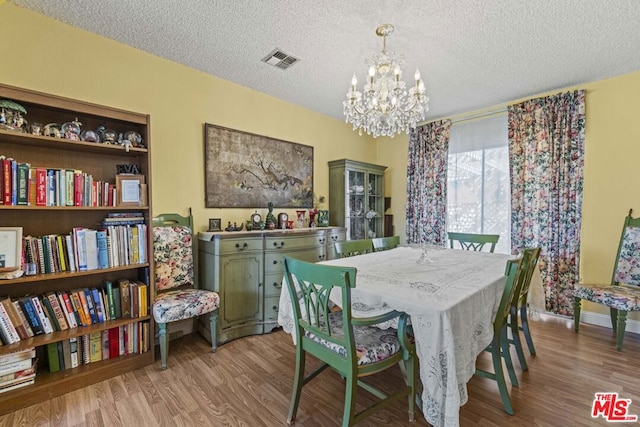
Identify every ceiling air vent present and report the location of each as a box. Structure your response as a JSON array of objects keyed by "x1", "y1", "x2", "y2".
[{"x1": 261, "y1": 48, "x2": 300, "y2": 70}]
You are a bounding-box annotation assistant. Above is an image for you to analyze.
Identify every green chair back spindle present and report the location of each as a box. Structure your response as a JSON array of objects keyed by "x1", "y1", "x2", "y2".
[
  {"x1": 334, "y1": 239, "x2": 374, "y2": 258},
  {"x1": 282, "y1": 256, "x2": 416, "y2": 426},
  {"x1": 372, "y1": 236, "x2": 400, "y2": 252},
  {"x1": 448, "y1": 232, "x2": 500, "y2": 253}
]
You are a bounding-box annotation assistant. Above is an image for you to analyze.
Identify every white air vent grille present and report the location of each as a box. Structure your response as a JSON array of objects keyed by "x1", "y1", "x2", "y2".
[{"x1": 261, "y1": 48, "x2": 300, "y2": 70}]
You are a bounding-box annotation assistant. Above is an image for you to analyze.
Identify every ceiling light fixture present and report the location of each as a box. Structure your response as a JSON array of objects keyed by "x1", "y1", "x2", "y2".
[{"x1": 343, "y1": 24, "x2": 429, "y2": 138}]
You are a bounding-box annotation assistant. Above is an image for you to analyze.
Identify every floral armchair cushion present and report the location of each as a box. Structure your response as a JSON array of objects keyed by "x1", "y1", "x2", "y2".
[
  {"x1": 154, "y1": 225, "x2": 194, "y2": 291},
  {"x1": 305, "y1": 311, "x2": 401, "y2": 365},
  {"x1": 153, "y1": 289, "x2": 220, "y2": 323}
]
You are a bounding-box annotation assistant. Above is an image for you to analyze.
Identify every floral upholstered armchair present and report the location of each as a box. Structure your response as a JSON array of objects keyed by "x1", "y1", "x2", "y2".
[
  {"x1": 574, "y1": 210, "x2": 640, "y2": 351},
  {"x1": 153, "y1": 210, "x2": 220, "y2": 369}
]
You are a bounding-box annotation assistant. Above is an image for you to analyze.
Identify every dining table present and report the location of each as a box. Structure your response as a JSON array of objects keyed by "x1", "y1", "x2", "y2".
[{"x1": 277, "y1": 245, "x2": 538, "y2": 427}]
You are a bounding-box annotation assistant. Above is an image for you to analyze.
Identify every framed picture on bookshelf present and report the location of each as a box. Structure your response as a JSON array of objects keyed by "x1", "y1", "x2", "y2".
[
  {"x1": 116, "y1": 174, "x2": 145, "y2": 207},
  {"x1": 0, "y1": 227, "x2": 22, "y2": 272}
]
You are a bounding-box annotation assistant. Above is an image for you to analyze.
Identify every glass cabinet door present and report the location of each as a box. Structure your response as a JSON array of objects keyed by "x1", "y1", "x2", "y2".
[
  {"x1": 367, "y1": 172, "x2": 384, "y2": 238},
  {"x1": 347, "y1": 169, "x2": 366, "y2": 239}
]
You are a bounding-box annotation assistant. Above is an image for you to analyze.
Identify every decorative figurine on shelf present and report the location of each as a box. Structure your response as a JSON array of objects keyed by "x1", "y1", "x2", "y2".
[
  {"x1": 62, "y1": 118, "x2": 82, "y2": 141},
  {"x1": 97, "y1": 124, "x2": 118, "y2": 144},
  {"x1": 308, "y1": 208, "x2": 318, "y2": 227},
  {"x1": 296, "y1": 210, "x2": 306, "y2": 228},
  {"x1": 318, "y1": 210, "x2": 329, "y2": 227},
  {"x1": 0, "y1": 99, "x2": 28, "y2": 133},
  {"x1": 366, "y1": 210, "x2": 378, "y2": 238},
  {"x1": 265, "y1": 202, "x2": 277, "y2": 230},
  {"x1": 224, "y1": 221, "x2": 245, "y2": 232}
]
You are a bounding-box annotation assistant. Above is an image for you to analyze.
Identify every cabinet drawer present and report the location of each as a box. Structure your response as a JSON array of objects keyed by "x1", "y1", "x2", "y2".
[
  {"x1": 265, "y1": 247, "x2": 326, "y2": 274},
  {"x1": 264, "y1": 272, "x2": 284, "y2": 297},
  {"x1": 265, "y1": 234, "x2": 324, "y2": 251},
  {"x1": 325, "y1": 229, "x2": 347, "y2": 244},
  {"x1": 218, "y1": 237, "x2": 263, "y2": 254},
  {"x1": 264, "y1": 296, "x2": 281, "y2": 321}
]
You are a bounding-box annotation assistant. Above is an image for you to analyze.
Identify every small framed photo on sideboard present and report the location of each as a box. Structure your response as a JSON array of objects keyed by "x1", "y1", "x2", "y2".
[{"x1": 208, "y1": 218, "x2": 222, "y2": 232}]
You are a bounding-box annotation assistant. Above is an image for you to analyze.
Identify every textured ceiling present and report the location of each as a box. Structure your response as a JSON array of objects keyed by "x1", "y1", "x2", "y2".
[{"x1": 11, "y1": 0, "x2": 640, "y2": 122}]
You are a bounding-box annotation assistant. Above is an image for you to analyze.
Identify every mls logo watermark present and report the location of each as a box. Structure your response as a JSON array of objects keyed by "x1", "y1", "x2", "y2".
[{"x1": 592, "y1": 392, "x2": 638, "y2": 422}]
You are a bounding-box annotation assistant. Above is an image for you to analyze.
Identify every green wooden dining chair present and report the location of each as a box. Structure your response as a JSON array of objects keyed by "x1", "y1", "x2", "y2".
[
  {"x1": 475, "y1": 255, "x2": 525, "y2": 415},
  {"x1": 372, "y1": 236, "x2": 400, "y2": 252},
  {"x1": 448, "y1": 232, "x2": 500, "y2": 253},
  {"x1": 508, "y1": 247, "x2": 541, "y2": 371},
  {"x1": 334, "y1": 239, "x2": 374, "y2": 258},
  {"x1": 574, "y1": 210, "x2": 640, "y2": 351},
  {"x1": 282, "y1": 256, "x2": 416, "y2": 426}
]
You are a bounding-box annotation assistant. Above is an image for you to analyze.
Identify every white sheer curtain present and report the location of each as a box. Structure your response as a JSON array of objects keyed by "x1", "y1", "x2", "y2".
[{"x1": 447, "y1": 114, "x2": 511, "y2": 254}]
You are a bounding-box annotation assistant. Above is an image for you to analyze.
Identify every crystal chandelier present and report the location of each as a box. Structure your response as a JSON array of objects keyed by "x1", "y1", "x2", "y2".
[{"x1": 343, "y1": 24, "x2": 429, "y2": 138}]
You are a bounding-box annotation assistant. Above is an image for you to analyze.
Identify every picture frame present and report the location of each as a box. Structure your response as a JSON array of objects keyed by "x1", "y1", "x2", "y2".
[
  {"x1": 116, "y1": 174, "x2": 146, "y2": 206},
  {"x1": 0, "y1": 227, "x2": 23, "y2": 272},
  {"x1": 204, "y1": 123, "x2": 314, "y2": 208},
  {"x1": 208, "y1": 218, "x2": 222, "y2": 232}
]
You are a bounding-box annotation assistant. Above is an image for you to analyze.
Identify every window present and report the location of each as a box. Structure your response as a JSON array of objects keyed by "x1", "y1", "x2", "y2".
[{"x1": 447, "y1": 114, "x2": 511, "y2": 254}]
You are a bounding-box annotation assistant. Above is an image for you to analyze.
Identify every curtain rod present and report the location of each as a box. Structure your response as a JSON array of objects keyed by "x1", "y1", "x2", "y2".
[{"x1": 419, "y1": 107, "x2": 508, "y2": 126}]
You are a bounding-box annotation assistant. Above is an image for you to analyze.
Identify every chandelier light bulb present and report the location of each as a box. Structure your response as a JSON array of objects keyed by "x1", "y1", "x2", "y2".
[{"x1": 343, "y1": 24, "x2": 429, "y2": 138}]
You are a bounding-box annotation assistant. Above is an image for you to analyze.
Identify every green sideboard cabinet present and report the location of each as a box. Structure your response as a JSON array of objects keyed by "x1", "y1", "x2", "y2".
[{"x1": 198, "y1": 227, "x2": 346, "y2": 345}]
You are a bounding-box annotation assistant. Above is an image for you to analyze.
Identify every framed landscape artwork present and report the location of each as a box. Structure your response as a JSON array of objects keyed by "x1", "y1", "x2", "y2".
[{"x1": 204, "y1": 123, "x2": 314, "y2": 208}]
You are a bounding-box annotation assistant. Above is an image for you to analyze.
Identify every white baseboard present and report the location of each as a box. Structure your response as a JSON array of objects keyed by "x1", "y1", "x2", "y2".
[{"x1": 579, "y1": 311, "x2": 640, "y2": 334}]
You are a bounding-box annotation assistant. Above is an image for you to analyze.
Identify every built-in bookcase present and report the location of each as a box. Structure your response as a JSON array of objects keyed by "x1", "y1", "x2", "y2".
[{"x1": 0, "y1": 83, "x2": 153, "y2": 414}]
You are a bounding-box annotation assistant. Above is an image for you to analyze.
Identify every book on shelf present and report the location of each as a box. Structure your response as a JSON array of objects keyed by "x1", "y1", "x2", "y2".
[
  {"x1": 137, "y1": 281, "x2": 148, "y2": 317},
  {"x1": 108, "y1": 327, "x2": 120, "y2": 359},
  {"x1": 0, "y1": 364, "x2": 35, "y2": 387},
  {"x1": 30, "y1": 295, "x2": 54, "y2": 334},
  {"x1": 72, "y1": 227, "x2": 88, "y2": 272},
  {"x1": 1, "y1": 297, "x2": 29, "y2": 341},
  {"x1": 69, "y1": 336, "x2": 79, "y2": 368},
  {"x1": 84, "y1": 229, "x2": 99, "y2": 271},
  {"x1": 55, "y1": 235, "x2": 68, "y2": 272},
  {"x1": 34, "y1": 167, "x2": 46, "y2": 206},
  {"x1": 0, "y1": 377, "x2": 35, "y2": 394},
  {"x1": 0, "y1": 348, "x2": 36, "y2": 366},
  {"x1": 96, "y1": 229, "x2": 109, "y2": 269},
  {"x1": 0, "y1": 301, "x2": 21, "y2": 344},
  {"x1": 91, "y1": 288, "x2": 105, "y2": 323},
  {"x1": 119, "y1": 325, "x2": 126, "y2": 356},
  {"x1": 83, "y1": 288, "x2": 98, "y2": 324},
  {"x1": 16, "y1": 162, "x2": 29, "y2": 206},
  {"x1": 56, "y1": 291, "x2": 78, "y2": 329},
  {"x1": 112, "y1": 287, "x2": 122, "y2": 319},
  {"x1": 11, "y1": 301, "x2": 34, "y2": 338},
  {"x1": 17, "y1": 297, "x2": 44, "y2": 336},
  {"x1": 0, "y1": 357, "x2": 33, "y2": 376},
  {"x1": 45, "y1": 292, "x2": 69, "y2": 331},
  {"x1": 40, "y1": 295, "x2": 61, "y2": 332},
  {"x1": 80, "y1": 334, "x2": 91, "y2": 365},
  {"x1": 130, "y1": 281, "x2": 139, "y2": 318},
  {"x1": 46, "y1": 342, "x2": 61, "y2": 373},
  {"x1": 69, "y1": 290, "x2": 90, "y2": 327},
  {"x1": 64, "y1": 234, "x2": 77, "y2": 272},
  {"x1": 89, "y1": 332, "x2": 102, "y2": 363},
  {"x1": 119, "y1": 280, "x2": 131, "y2": 318},
  {"x1": 101, "y1": 330, "x2": 110, "y2": 360},
  {"x1": 61, "y1": 339, "x2": 72, "y2": 370},
  {"x1": 103, "y1": 281, "x2": 116, "y2": 320}
]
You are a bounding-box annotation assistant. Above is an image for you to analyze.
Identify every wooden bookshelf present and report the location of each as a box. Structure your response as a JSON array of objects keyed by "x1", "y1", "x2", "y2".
[{"x1": 0, "y1": 83, "x2": 154, "y2": 415}]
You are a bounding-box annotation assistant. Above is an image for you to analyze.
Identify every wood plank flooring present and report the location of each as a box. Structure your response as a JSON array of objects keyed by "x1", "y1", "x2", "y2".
[{"x1": 1, "y1": 314, "x2": 639, "y2": 426}]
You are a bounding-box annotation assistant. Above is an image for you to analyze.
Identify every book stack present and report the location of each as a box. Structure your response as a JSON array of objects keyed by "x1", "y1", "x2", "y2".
[
  {"x1": 21, "y1": 217, "x2": 147, "y2": 275},
  {"x1": 0, "y1": 280, "x2": 149, "y2": 345},
  {"x1": 0, "y1": 347, "x2": 36, "y2": 394},
  {"x1": 0, "y1": 155, "x2": 118, "y2": 207}
]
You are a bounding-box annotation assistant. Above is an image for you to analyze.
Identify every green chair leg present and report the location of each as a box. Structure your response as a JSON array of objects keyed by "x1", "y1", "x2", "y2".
[
  {"x1": 287, "y1": 348, "x2": 306, "y2": 425},
  {"x1": 616, "y1": 311, "x2": 628, "y2": 351},
  {"x1": 509, "y1": 309, "x2": 528, "y2": 371},
  {"x1": 209, "y1": 310, "x2": 218, "y2": 352},
  {"x1": 501, "y1": 328, "x2": 519, "y2": 387},
  {"x1": 520, "y1": 305, "x2": 536, "y2": 356},
  {"x1": 491, "y1": 341, "x2": 514, "y2": 415},
  {"x1": 574, "y1": 297, "x2": 581, "y2": 332},
  {"x1": 158, "y1": 322, "x2": 168, "y2": 370},
  {"x1": 342, "y1": 375, "x2": 357, "y2": 427}
]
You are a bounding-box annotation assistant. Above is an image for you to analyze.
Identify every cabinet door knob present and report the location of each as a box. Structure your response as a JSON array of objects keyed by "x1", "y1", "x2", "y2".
[
  {"x1": 273, "y1": 282, "x2": 281, "y2": 288},
  {"x1": 273, "y1": 260, "x2": 278, "y2": 265},
  {"x1": 273, "y1": 306, "x2": 279, "y2": 312}
]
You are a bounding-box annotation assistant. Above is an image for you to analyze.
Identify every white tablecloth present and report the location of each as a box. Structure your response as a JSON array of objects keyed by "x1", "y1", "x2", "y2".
[{"x1": 278, "y1": 246, "x2": 513, "y2": 427}]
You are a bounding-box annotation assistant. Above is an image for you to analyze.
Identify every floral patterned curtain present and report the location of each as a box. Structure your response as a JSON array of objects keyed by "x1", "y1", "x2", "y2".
[
  {"x1": 406, "y1": 120, "x2": 451, "y2": 245},
  {"x1": 508, "y1": 90, "x2": 585, "y2": 316}
]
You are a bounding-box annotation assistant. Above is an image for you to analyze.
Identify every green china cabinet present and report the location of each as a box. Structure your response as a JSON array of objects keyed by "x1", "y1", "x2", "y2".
[{"x1": 328, "y1": 159, "x2": 387, "y2": 240}]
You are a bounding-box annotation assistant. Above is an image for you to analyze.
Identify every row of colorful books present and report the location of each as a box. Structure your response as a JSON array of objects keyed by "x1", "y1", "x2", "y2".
[
  {"x1": 45, "y1": 322, "x2": 150, "y2": 373},
  {"x1": 22, "y1": 222, "x2": 147, "y2": 275},
  {"x1": 0, "y1": 347, "x2": 36, "y2": 394},
  {"x1": 0, "y1": 279, "x2": 149, "y2": 345},
  {"x1": 0, "y1": 155, "x2": 120, "y2": 207}
]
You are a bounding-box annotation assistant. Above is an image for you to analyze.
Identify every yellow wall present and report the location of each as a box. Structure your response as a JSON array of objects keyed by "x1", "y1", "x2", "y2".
[
  {"x1": 0, "y1": 3, "x2": 376, "y2": 231},
  {"x1": 3, "y1": 4, "x2": 640, "y2": 320}
]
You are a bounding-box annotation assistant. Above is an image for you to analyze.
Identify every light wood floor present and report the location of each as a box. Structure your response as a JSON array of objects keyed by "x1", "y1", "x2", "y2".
[{"x1": 1, "y1": 314, "x2": 639, "y2": 426}]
